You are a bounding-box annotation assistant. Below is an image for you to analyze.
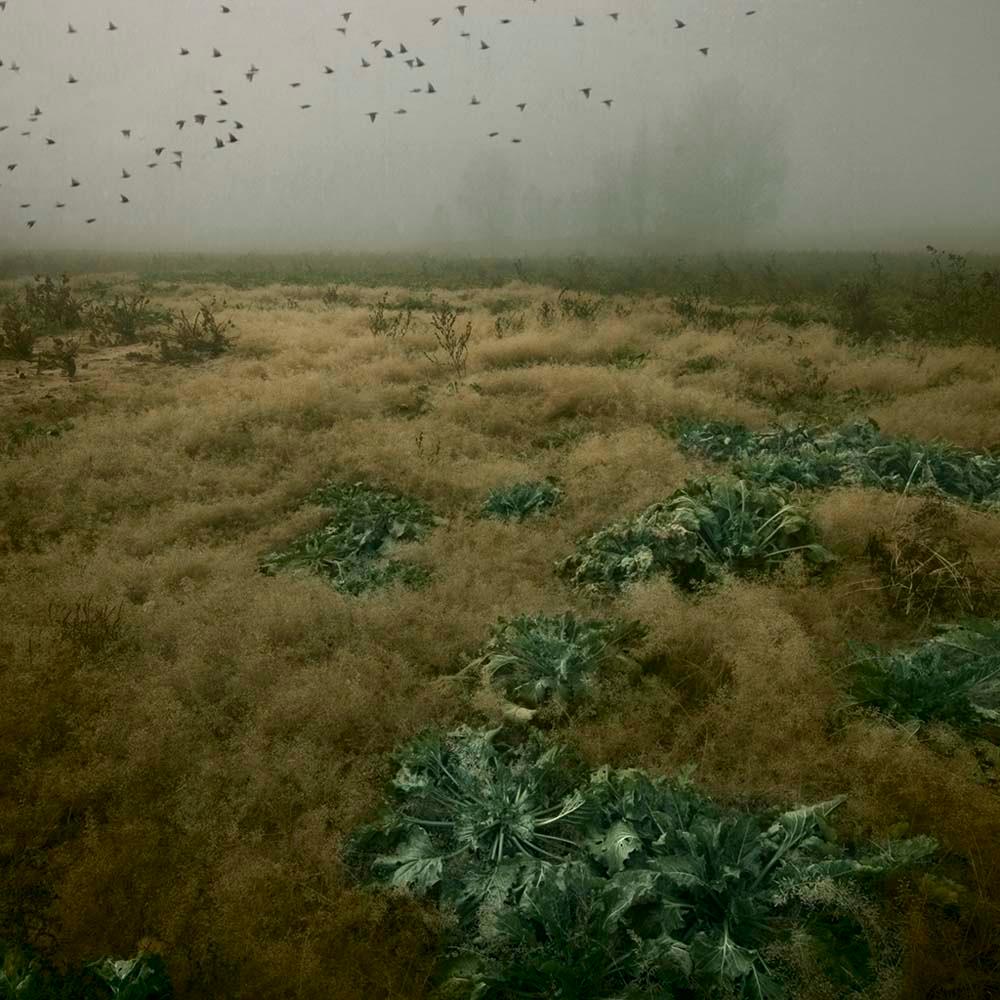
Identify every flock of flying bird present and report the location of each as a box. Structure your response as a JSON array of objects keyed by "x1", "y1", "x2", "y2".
[{"x1": 0, "y1": 3, "x2": 761, "y2": 233}]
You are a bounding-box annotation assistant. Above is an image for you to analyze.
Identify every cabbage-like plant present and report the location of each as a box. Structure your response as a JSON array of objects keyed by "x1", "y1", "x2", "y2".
[
  {"x1": 846, "y1": 616, "x2": 1000, "y2": 734},
  {"x1": 352, "y1": 728, "x2": 938, "y2": 1000},
  {"x1": 260, "y1": 481, "x2": 437, "y2": 594},
  {"x1": 467, "y1": 612, "x2": 645, "y2": 717},
  {"x1": 558, "y1": 476, "x2": 837, "y2": 595},
  {"x1": 480, "y1": 480, "x2": 563, "y2": 522}
]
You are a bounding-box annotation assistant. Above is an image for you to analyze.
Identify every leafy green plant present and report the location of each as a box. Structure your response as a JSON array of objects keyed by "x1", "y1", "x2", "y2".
[
  {"x1": 259, "y1": 481, "x2": 437, "y2": 595},
  {"x1": 670, "y1": 416, "x2": 1000, "y2": 510},
  {"x1": 464, "y1": 612, "x2": 646, "y2": 718},
  {"x1": 0, "y1": 944, "x2": 171, "y2": 1000},
  {"x1": 558, "y1": 476, "x2": 837, "y2": 595},
  {"x1": 351, "y1": 728, "x2": 938, "y2": 1000},
  {"x1": 845, "y1": 617, "x2": 1000, "y2": 735},
  {"x1": 480, "y1": 481, "x2": 563, "y2": 522}
]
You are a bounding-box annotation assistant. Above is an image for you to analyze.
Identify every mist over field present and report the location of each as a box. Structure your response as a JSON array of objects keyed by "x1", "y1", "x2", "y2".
[{"x1": 1, "y1": 0, "x2": 999, "y2": 254}]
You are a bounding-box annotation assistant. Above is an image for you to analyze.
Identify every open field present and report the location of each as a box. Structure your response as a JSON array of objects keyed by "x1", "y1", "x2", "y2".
[{"x1": 2, "y1": 259, "x2": 1000, "y2": 998}]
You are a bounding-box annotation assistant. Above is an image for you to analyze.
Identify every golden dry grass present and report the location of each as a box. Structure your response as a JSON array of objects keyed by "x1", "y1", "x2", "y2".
[{"x1": 2, "y1": 280, "x2": 1000, "y2": 998}]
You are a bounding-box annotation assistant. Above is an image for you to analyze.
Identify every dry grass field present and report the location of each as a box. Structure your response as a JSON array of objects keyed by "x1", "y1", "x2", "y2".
[{"x1": 3, "y1": 273, "x2": 1000, "y2": 998}]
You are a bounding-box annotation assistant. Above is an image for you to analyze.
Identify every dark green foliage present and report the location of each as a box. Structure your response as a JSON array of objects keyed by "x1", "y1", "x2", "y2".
[
  {"x1": 259, "y1": 481, "x2": 437, "y2": 595},
  {"x1": 846, "y1": 617, "x2": 1000, "y2": 735},
  {"x1": 468, "y1": 612, "x2": 646, "y2": 712},
  {"x1": 480, "y1": 481, "x2": 563, "y2": 522},
  {"x1": 906, "y1": 247, "x2": 1000, "y2": 344},
  {"x1": 351, "y1": 728, "x2": 937, "y2": 1000},
  {"x1": 557, "y1": 476, "x2": 837, "y2": 595},
  {"x1": 1, "y1": 944, "x2": 171, "y2": 1000},
  {"x1": 671, "y1": 416, "x2": 1000, "y2": 509}
]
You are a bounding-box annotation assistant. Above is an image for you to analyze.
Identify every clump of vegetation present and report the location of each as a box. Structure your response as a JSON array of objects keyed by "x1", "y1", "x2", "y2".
[
  {"x1": 557, "y1": 288, "x2": 605, "y2": 323},
  {"x1": 425, "y1": 303, "x2": 473, "y2": 381},
  {"x1": 608, "y1": 346, "x2": 648, "y2": 370},
  {"x1": 0, "y1": 274, "x2": 88, "y2": 361},
  {"x1": 1, "y1": 420, "x2": 73, "y2": 457},
  {"x1": 492, "y1": 311, "x2": 526, "y2": 339},
  {"x1": 481, "y1": 480, "x2": 563, "y2": 522},
  {"x1": 845, "y1": 617, "x2": 1000, "y2": 736},
  {"x1": 670, "y1": 417, "x2": 1000, "y2": 509},
  {"x1": 558, "y1": 476, "x2": 837, "y2": 595},
  {"x1": 463, "y1": 612, "x2": 646, "y2": 721},
  {"x1": 158, "y1": 298, "x2": 234, "y2": 363},
  {"x1": 0, "y1": 300, "x2": 36, "y2": 360},
  {"x1": 46, "y1": 597, "x2": 130, "y2": 657},
  {"x1": 906, "y1": 246, "x2": 1000, "y2": 344},
  {"x1": 33, "y1": 335, "x2": 79, "y2": 377},
  {"x1": 535, "y1": 299, "x2": 557, "y2": 328},
  {"x1": 259, "y1": 481, "x2": 437, "y2": 595},
  {"x1": 832, "y1": 274, "x2": 896, "y2": 344},
  {"x1": 862, "y1": 499, "x2": 1000, "y2": 624},
  {"x1": 23, "y1": 274, "x2": 88, "y2": 332},
  {"x1": 368, "y1": 291, "x2": 414, "y2": 338},
  {"x1": 676, "y1": 354, "x2": 724, "y2": 376},
  {"x1": 349, "y1": 726, "x2": 937, "y2": 1000},
  {"x1": 0, "y1": 943, "x2": 171, "y2": 999},
  {"x1": 88, "y1": 294, "x2": 171, "y2": 346}
]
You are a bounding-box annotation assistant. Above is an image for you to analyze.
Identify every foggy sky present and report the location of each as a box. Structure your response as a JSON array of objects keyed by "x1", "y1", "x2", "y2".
[{"x1": 1, "y1": 0, "x2": 999, "y2": 254}]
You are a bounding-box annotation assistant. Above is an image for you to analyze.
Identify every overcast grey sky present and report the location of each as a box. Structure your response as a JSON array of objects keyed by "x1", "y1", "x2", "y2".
[{"x1": 1, "y1": 0, "x2": 999, "y2": 253}]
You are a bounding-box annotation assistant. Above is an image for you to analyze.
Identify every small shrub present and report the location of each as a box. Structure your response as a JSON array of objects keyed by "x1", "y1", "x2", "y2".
[
  {"x1": 425, "y1": 303, "x2": 472, "y2": 380},
  {"x1": 89, "y1": 294, "x2": 170, "y2": 346},
  {"x1": 608, "y1": 347, "x2": 647, "y2": 370},
  {"x1": 557, "y1": 288, "x2": 605, "y2": 323},
  {"x1": 0, "y1": 300, "x2": 36, "y2": 360},
  {"x1": 1, "y1": 420, "x2": 73, "y2": 457},
  {"x1": 34, "y1": 336, "x2": 79, "y2": 377},
  {"x1": 536, "y1": 300, "x2": 557, "y2": 328},
  {"x1": 159, "y1": 298, "x2": 234, "y2": 363},
  {"x1": 493, "y1": 311, "x2": 526, "y2": 339},
  {"x1": 480, "y1": 480, "x2": 563, "y2": 522},
  {"x1": 368, "y1": 292, "x2": 414, "y2": 339},
  {"x1": 22, "y1": 274, "x2": 87, "y2": 332}
]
